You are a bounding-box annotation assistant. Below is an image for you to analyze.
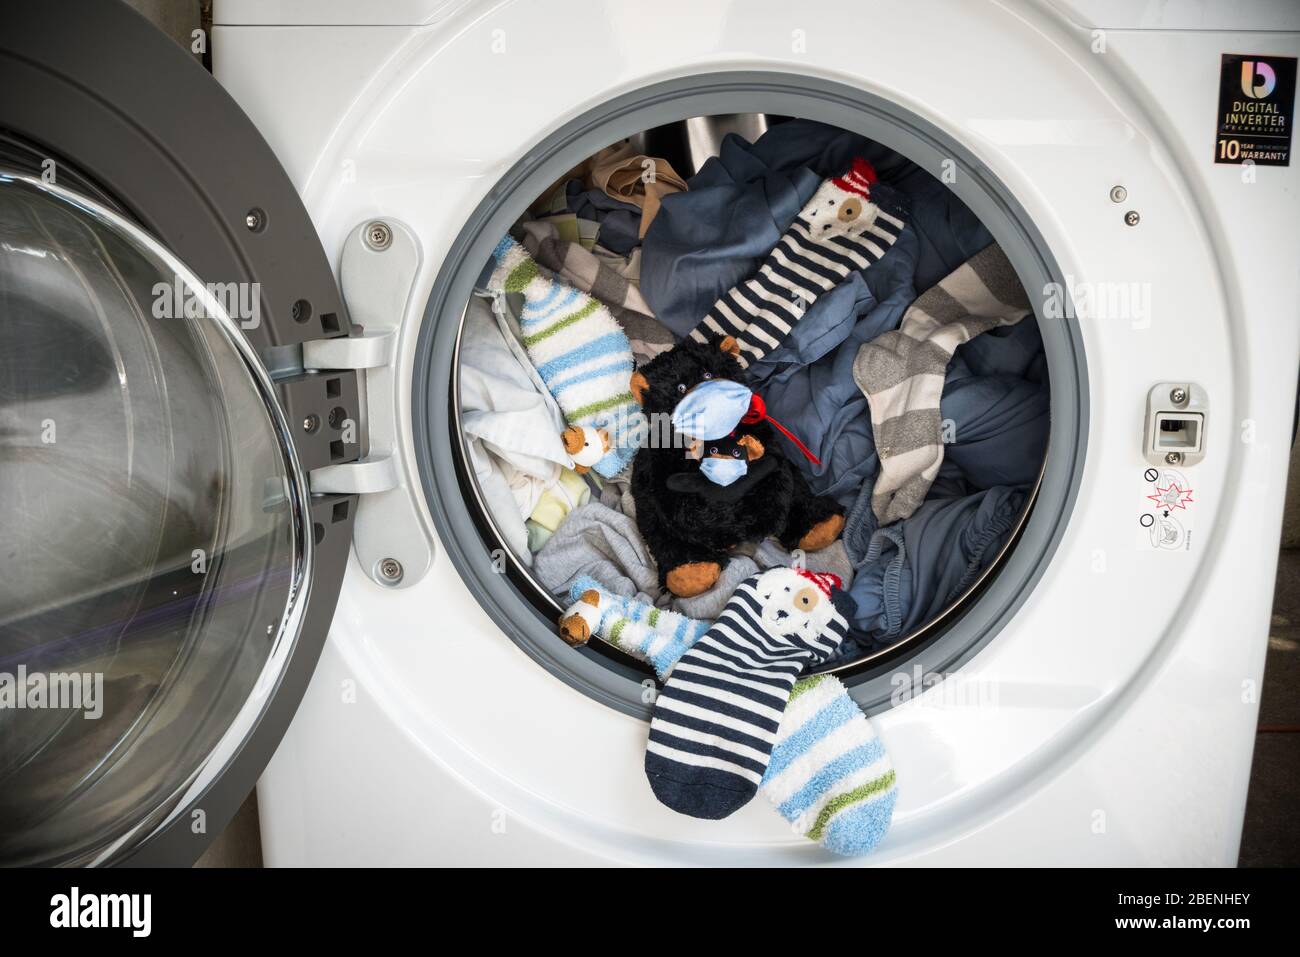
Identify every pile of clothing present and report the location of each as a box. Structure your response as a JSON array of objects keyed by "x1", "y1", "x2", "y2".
[{"x1": 460, "y1": 120, "x2": 1049, "y2": 661}]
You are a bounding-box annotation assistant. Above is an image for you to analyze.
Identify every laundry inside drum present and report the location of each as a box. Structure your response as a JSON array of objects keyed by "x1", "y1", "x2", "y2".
[{"x1": 447, "y1": 113, "x2": 1049, "y2": 688}]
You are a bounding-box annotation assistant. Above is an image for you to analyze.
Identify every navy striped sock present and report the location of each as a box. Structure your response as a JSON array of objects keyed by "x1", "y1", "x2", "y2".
[
  {"x1": 644, "y1": 567, "x2": 850, "y2": 819},
  {"x1": 689, "y1": 158, "x2": 908, "y2": 368}
]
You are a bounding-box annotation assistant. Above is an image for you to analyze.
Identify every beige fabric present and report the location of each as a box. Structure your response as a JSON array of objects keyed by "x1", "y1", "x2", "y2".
[
  {"x1": 536, "y1": 141, "x2": 688, "y2": 238},
  {"x1": 586, "y1": 142, "x2": 688, "y2": 237}
]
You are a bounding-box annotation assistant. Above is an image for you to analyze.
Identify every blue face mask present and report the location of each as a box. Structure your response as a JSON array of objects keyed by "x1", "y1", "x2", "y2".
[
  {"x1": 671, "y1": 378, "x2": 752, "y2": 440},
  {"x1": 699, "y1": 456, "x2": 748, "y2": 487}
]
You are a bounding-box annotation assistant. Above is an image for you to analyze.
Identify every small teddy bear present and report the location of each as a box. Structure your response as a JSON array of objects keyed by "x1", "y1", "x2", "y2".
[
  {"x1": 560, "y1": 424, "x2": 609, "y2": 475},
  {"x1": 665, "y1": 430, "x2": 767, "y2": 491}
]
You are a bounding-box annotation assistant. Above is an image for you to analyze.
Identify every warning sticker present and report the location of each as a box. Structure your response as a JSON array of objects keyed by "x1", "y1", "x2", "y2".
[
  {"x1": 1138, "y1": 467, "x2": 1196, "y2": 553},
  {"x1": 1215, "y1": 53, "x2": 1296, "y2": 166}
]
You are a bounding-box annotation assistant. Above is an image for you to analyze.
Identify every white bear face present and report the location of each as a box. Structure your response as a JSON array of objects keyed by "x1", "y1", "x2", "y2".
[
  {"x1": 754, "y1": 568, "x2": 836, "y2": 640},
  {"x1": 563, "y1": 424, "x2": 610, "y2": 467},
  {"x1": 801, "y1": 182, "x2": 876, "y2": 241}
]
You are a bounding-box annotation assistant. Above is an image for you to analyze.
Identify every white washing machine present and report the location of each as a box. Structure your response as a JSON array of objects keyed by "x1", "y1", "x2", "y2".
[{"x1": 2, "y1": 0, "x2": 1297, "y2": 866}]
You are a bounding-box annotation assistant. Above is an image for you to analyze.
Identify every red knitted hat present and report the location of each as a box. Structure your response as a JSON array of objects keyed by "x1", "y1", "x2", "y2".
[
  {"x1": 831, "y1": 157, "x2": 878, "y2": 200},
  {"x1": 793, "y1": 567, "x2": 842, "y2": 597}
]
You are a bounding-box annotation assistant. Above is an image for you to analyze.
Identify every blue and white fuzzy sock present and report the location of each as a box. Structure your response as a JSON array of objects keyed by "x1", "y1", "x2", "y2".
[
  {"x1": 488, "y1": 236, "x2": 644, "y2": 477},
  {"x1": 559, "y1": 578, "x2": 895, "y2": 855},
  {"x1": 644, "y1": 566, "x2": 849, "y2": 820},
  {"x1": 761, "y1": 674, "x2": 896, "y2": 856},
  {"x1": 558, "y1": 576, "x2": 707, "y2": 676}
]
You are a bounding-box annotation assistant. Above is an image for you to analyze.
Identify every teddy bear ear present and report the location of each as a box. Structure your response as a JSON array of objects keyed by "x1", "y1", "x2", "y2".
[
  {"x1": 718, "y1": 336, "x2": 741, "y2": 359},
  {"x1": 579, "y1": 589, "x2": 601, "y2": 607},
  {"x1": 630, "y1": 370, "x2": 649, "y2": 405},
  {"x1": 561, "y1": 425, "x2": 584, "y2": 455},
  {"x1": 685, "y1": 438, "x2": 703, "y2": 460},
  {"x1": 597, "y1": 428, "x2": 611, "y2": 452},
  {"x1": 737, "y1": 434, "x2": 765, "y2": 461}
]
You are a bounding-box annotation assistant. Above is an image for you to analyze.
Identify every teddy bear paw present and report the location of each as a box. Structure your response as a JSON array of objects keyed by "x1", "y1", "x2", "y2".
[
  {"x1": 798, "y1": 513, "x2": 845, "y2": 552},
  {"x1": 665, "y1": 561, "x2": 722, "y2": 598}
]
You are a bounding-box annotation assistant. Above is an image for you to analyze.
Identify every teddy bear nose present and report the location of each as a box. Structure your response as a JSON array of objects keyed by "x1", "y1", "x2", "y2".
[{"x1": 794, "y1": 586, "x2": 820, "y2": 611}]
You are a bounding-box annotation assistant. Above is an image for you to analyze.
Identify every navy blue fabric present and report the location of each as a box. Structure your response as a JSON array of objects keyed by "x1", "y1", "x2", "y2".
[
  {"x1": 640, "y1": 119, "x2": 992, "y2": 336},
  {"x1": 633, "y1": 120, "x2": 1049, "y2": 647},
  {"x1": 562, "y1": 181, "x2": 643, "y2": 255},
  {"x1": 832, "y1": 484, "x2": 1028, "y2": 656}
]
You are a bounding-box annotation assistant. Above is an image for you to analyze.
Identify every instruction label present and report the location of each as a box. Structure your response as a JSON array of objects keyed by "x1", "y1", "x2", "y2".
[
  {"x1": 1138, "y1": 467, "x2": 1196, "y2": 553},
  {"x1": 1215, "y1": 53, "x2": 1296, "y2": 166}
]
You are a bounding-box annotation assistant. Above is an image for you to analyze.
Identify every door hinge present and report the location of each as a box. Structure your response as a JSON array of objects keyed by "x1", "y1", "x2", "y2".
[
  {"x1": 309, "y1": 455, "x2": 398, "y2": 495},
  {"x1": 302, "y1": 329, "x2": 396, "y2": 371},
  {"x1": 309, "y1": 217, "x2": 433, "y2": 588}
]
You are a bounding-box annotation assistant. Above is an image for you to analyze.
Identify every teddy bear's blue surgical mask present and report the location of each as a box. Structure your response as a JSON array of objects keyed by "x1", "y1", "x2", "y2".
[
  {"x1": 671, "y1": 378, "x2": 752, "y2": 440},
  {"x1": 699, "y1": 456, "x2": 748, "y2": 487}
]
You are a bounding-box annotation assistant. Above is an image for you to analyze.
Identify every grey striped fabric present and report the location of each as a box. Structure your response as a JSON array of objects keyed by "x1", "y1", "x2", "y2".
[
  {"x1": 852, "y1": 243, "x2": 1031, "y2": 525},
  {"x1": 518, "y1": 220, "x2": 675, "y2": 366},
  {"x1": 688, "y1": 160, "x2": 908, "y2": 369}
]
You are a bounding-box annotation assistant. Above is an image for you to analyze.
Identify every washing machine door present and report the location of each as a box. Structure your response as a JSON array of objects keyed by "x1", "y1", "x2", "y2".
[{"x1": 0, "y1": 0, "x2": 359, "y2": 865}]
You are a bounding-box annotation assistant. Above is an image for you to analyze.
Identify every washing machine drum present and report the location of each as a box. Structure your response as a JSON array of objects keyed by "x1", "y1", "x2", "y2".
[{"x1": 0, "y1": 0, "x2": 355, "y2": 866}]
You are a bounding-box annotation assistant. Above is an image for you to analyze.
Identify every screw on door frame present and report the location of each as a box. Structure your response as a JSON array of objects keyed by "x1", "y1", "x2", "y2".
[
  {"x1": 1124, "y1": 210, "x2": 1140, "y2": 226},
  {"x1": 1109, "y1": 185, "x2": 1127, "y2": 203},
  {"x1": 245, "y1": 207, "x2": 266, "y2": 232},
  {"x1": 377, "y1": 557, "x2": 404, "y2": 584},
  {"x1": 1165, "y1": 451, "x2": 1183, "y2": 465},
  {"x1": 364, "y1": 221, "x2": 393, "y2": 251},
  {"x1": 1170, "y1": 387, "x2": 1188, "y2": 406}
]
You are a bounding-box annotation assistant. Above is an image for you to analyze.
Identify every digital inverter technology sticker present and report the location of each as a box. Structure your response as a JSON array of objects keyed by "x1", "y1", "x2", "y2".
[{"x1": 1215, "y1": 53, "x2": 1296, "y2": 166}]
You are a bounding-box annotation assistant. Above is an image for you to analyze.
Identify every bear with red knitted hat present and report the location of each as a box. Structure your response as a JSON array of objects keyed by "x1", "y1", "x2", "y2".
[
  {"x1": 645, "y1": 564, "x2": 860, "y2": 819},
  {"x1": 686, "y1": 156, "x2": 907, "y2": 368},
  {"x1": 628, "y1": 158, "x2": 908, "y2": 597}
]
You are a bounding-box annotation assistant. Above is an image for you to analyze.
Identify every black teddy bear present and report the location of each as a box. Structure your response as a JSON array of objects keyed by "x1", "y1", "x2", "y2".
[{"x1": 629, "y1": 335, "x2": 845, "y2": 597}]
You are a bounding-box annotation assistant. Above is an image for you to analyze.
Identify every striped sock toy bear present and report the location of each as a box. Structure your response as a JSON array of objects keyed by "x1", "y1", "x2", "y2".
[
  {"x1": 558, "y1": 575, "x2": 707, "y2": 676},
  {"x1": 643, "y1": 566, "x2": 850, "y2": 819},
  {"x1": 488, "y1": 236, "x2": 644, "y2": 477},
  {"x1": 558, "y1": 576, "x2": 895, "y2": 855},
  {"x1": 689, "y1": 158, "x2": 908, "y2": 368}
]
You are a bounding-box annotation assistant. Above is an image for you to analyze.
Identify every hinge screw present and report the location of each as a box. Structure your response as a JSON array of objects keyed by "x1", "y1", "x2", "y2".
[
  {"x1": 378, "y1": 558, "x2": 404, "y2": 584},
  {"x1": 1165, "y1": 451, "x2": 1183, "y2": 465},
  {"x1": 1124, "y1": 210, "x2": 1140, "y2": 227},
  {"x1": 1109, "y1": 185, "x2": 1127, "y2": 203},
  {"x1": 245, "y1": 208, "x2": 266, "y2": 232},
  {"x1": 1170, "y1": 387, "x2": 1188, "y2": 405},
  {"x1": 364, "y1": 221, "x2": 393, "y2": 251},
  {"x1": 302, "y1": 414, "x2": 319, "y2": 433}
]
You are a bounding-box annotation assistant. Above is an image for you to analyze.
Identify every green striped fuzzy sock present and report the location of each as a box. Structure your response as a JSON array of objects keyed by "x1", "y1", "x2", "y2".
[
  {"x1": 487, "y1": 236, "x2": 644, "y2": 477},
  {"x1": 760, "y1": 674, "x2": 896, "y2": 856},
  {"x1": 558, "y1": 577, "x2": 707, "y2": 677}
]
